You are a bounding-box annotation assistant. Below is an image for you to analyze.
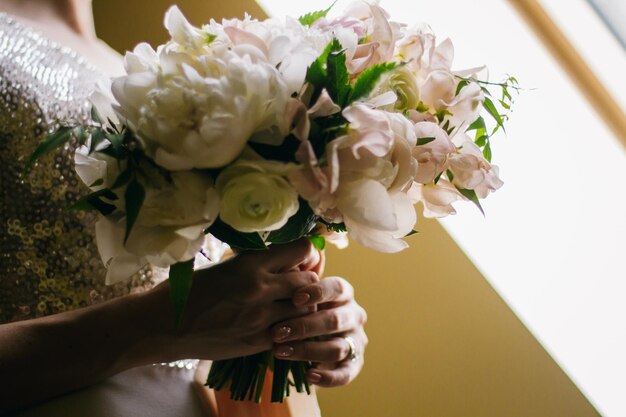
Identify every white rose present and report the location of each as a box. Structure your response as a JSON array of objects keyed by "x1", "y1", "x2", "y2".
[
  {"x1": 368, "y1": 66, "x2": 420, "y2": 112},
  {"x1": 216, "y1": 160, "x2": 300, "y2": 233}
]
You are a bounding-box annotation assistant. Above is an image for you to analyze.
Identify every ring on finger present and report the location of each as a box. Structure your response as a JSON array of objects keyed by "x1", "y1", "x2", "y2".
[{"x1": 343, "y1": 336, "x2": 359, "y2": 362}]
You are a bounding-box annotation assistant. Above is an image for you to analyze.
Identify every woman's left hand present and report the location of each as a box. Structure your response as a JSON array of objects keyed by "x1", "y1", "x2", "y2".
[{"x1": 270, "y1": 275, "x2": 368, "y2": 387}]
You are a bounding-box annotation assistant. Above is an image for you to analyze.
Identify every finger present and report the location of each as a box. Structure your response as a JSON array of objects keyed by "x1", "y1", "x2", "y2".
[
  {"x1": 292, "y1": 276, "x2": 354, "y2": 307},
  {"x1": 256, "y1": 238, "x2": 319, "y2": 273},
  {"x1": 306, "y1": 249, "x2": 325, "y2": 275},
  {"x1": 265, "y1": 270, "x2": 320, "y2": 301},
  {"x1": 273, "y1": 336, "x2": 352, "y2": 363},
  {"x1": 271, "y1": 303, "x2": 366, "y2": 342},
  {"x1": 299, "y1": 248, "x2": 324, "y2": 274},
  {"x1": 307, "y1": 360, "x2": 362, "y2": 387},
  {"x1": 267, "y1": 301, "x2": 316, "y2": 325}
]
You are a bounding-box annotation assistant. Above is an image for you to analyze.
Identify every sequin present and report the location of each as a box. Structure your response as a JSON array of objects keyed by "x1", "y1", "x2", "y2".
[{"x1": 0, "y1": 14, "x2": 163, "y2": 324}]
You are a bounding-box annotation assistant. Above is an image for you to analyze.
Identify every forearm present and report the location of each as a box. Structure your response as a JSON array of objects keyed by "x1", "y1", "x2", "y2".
[{"x1": 0, "y1": 289, "x2": 176, "y2": 413}]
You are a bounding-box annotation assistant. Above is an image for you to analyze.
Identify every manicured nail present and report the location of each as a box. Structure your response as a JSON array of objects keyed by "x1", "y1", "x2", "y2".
[
  {"x1": 275, "y1": 345, "x2": 294, "y2": 357},
  {"x1": 308, "y1": 372, "x2": 322, "y2": 383},
  {"x1": 273, "y1": 325, "x2": 292, "y2": 341},
  {"x1": 293, "y1": 292, "x2": 311, "y2": 306}
]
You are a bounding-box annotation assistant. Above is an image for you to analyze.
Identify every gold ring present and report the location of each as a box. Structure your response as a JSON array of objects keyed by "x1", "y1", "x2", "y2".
[{"x1": 344, "y1": 336, "x2": 358, "y2": 362}]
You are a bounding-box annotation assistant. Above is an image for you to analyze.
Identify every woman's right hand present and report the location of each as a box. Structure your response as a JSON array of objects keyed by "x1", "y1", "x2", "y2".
[{"x1": 144, "y1": 238, "x2": 321, "y2": 362}]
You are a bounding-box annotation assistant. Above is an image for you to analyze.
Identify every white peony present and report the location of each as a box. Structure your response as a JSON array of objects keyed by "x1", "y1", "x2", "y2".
[{"x1": 111, "y1": 7, "x2": 293, "y2": 171}]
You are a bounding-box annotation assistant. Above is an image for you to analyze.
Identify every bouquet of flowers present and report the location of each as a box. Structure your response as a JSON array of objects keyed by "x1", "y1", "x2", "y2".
[{"x1": 25, "y1": 0, "x2": 516, "y2": 404}]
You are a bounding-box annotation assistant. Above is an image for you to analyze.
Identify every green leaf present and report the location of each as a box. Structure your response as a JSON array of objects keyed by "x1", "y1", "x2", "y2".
[
  {"x1": 22, "y1": 126, "x2": 73, "y2": 175},
  {"x1": 207, "y1": 218, "x2": 267, "y2": 251},
  {"x1": 89, "y1": 178, "x2": 104, "y2": 188},
  {"x1": 483, "y1": 97, "x2": 505, "y2": 131},
  {"x1": 305, "y1": 40, "x2": 335, "y2": 89},
  {"x1": 483, "y1": 141, "x2": 492, "y2": 162},
  {"x1": 416, "y1": 101, "x2": 429, "y2": 113},
  {"x1": 267, "y1": 202, "x2": 319, "y2": 244},
  {"x1": 323, "y1": 221, "x2": 347, "y2": 233},
  {"x1": 467, "y1": 116, "x2": 486, "y2": 132},
  {"x1": 308, "y1": 235, "x2": 326, "y2": 250},
  {"x1": 404, "y1": 230, "x2": 419, "y2": 237},
  {"x1": 89, "y1": 129, "x2": 107, "y2": 154},
  {"x1": 124, "y1": 179, "x2": 145, "y2": 245},
  {"x1": 69, "y1": 188, "x2": 118, "y2": 216},
  {"x1": 446, "y1": 169, "x2": 455, "y2": 182},
  {"x1": 326, "y1": 39, "x2": 350, "y2": 105},
  {"x1": 298, "y1": 1, "x2": 336, "y2": 26},
  {"x1": 91, "y1": 105, "x2": 103, "y2": 124},
  {"x1": 108, "y1": 132, "x2": 125, "y2": 154},
  {"x1": 348, "y1": 62, "x2": 398, "y2": 104},
  {"x1": 434, "y1": 171, "x2": 443, "y2": 184},
  {"x1": 73, "y1": 126, "x2": 88, "y2": 146},
  {"x1": 455, "y1": 79, "x2": 469, "y2": 96},
  {"x1": 457, "y1": 187, "x2": 485, "y2": 216},
  {"x1": 475, "y1": 134, "x2": 488, "y2": 147},
  {"x1": 416, "y1": 136, "x2": 436, "y2": 146},
  {"x1": 168, "y1": 259, "x2": 195, "y2": 329},
  {"x1": 205, "y1": 32, "x2": 217, "y2": 44},
  {"x1": 110, "y1": 167, "x2": 133, "y2": 189}
]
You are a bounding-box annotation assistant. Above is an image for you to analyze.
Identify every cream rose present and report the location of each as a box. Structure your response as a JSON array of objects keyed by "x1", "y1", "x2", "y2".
[{"x1": 216, "y1": 160, "x2": 300, "y2": 233}]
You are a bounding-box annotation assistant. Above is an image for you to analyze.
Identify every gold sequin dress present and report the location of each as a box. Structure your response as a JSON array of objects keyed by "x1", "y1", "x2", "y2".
[{"x1": 0, "y1": 13, "x2": 159, "y2": 325}]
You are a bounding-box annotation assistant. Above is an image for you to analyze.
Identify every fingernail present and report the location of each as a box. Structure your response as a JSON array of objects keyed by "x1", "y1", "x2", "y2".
[
  {"x1": 275, "y1": 345, "x2": 294, "y2": 357},
  {"x1": 293, "y1": 292, "x2": 310, "y2": 306},
  {"x1": 308, "y1": 372, "x2": 322, "y2": 383},
  {"x1": 273, "y1": 325, "x2": 292, "y2": 341}
]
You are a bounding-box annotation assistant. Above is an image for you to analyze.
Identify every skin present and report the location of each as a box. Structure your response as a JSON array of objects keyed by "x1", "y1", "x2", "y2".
[
  {"x1": 0, "y1": 0, "x2": 367, "y2": 413},
  {"x1": 0, "y1": 0, "x2": 368, "y2": 412}
]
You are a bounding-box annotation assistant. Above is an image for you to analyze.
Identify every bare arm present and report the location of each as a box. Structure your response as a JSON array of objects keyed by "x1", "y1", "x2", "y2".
[{"x1": 0, "y1": 239, "x2": 320, "y2": 413}]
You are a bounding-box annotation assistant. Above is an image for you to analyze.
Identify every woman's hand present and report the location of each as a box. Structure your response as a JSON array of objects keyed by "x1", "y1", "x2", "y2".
[
  {"x1": 145, "y1": 238, "x2": 323, "y2": 362},
  {"x1": 270, "y1": 276, "x2": 368, "y2": 387}
]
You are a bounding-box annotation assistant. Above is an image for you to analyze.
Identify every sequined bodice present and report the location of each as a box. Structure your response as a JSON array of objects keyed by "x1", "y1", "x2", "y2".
[{"x1": 0, "y1": 14, "x2": 158, "y2": 324}]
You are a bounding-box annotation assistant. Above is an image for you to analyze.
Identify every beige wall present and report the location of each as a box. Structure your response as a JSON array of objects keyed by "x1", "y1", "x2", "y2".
[{"x1": 94, "y1": 1, "x2": 599, "y2": 415}]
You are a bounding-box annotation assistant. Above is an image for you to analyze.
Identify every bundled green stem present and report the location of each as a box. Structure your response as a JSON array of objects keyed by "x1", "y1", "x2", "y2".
[{"x1": 206, "y1": 353, "x2": 314, "y2": 403}]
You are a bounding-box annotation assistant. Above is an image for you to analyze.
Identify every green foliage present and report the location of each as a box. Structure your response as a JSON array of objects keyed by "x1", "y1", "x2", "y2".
[
  {"x1": 22, "y1": 126, "x2": 73, "y2": 175},
  {"x1": 458, "y1": 75, "x2": 521, "y2": 165},
  {"x1": 206, "y1": 218, "x2": 267, "y2": 250},
  {"x1": 322, "y1": 221, "x2": 347, "y2": 233},
  {"x1": 305, "y1": 39, "x2": 352, "y2": 106},
  {"x1": 168, "y1": 259, "x2": 195, "y2": 329},
  {"x1": 325, "y1": 40, "x2": 351, "y2": 105},
  {"x1": 308, "y1": 235, "x2": 326, "y2": 250},
  {"x1": 348, "y1": 62, "x2": 398, "y2": 104},
  {"x1": 456, "y1": 187, "x2": 484, "y2": 216},
  {"x1": 123, "y1": 179, "x2": 145, "y2": 244},
  {"x1": 455, "y1": 79, "x2": 470, "y2": 96},
  {"x1": 298, "y1": 1, "x2": 336, "y2": 26},
  {"x1": 404, "y1": 230, "x2": 419, "y2": 237},
  {"x1": 267, "y1": 202, "x2": 319, "y2": 244},
  {"x1": 416, "y1": 136, "x2": 436, "y2": 146},
  {"x1": 69, "y1": 188, "x2": 118, "y2": 216}
]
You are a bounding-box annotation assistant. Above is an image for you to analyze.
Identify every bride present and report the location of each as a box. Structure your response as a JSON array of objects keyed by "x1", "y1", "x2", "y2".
[{"x1": 0, "y1": 0, "x2": 368, "y2": 414}]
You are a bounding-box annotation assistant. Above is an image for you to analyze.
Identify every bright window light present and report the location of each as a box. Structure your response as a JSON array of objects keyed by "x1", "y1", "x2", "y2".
[{"x1": 257, "y1": 1, "x2": 626, "y2": 416}]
